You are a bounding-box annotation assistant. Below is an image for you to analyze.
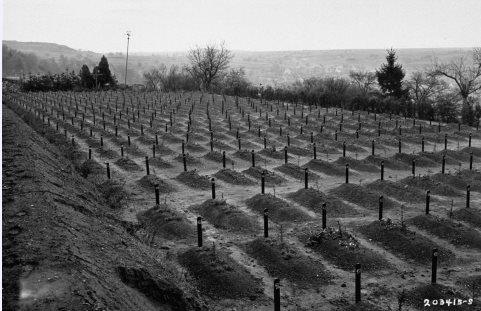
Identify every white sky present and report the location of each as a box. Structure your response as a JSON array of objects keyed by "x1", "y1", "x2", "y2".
[{"x1": 3, "y1": 0, "x2": 481, "y2": 53}]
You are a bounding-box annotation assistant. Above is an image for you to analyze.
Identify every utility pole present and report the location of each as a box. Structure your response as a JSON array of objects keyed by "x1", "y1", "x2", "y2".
[{"x1": 124, "y1": 31, "x2": 131, "y2": 86}]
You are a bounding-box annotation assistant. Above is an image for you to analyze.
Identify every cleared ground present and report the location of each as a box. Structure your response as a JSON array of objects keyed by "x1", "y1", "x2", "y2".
[{"x1": 3, "y1": 90, "x2": 481, "y2": 310}]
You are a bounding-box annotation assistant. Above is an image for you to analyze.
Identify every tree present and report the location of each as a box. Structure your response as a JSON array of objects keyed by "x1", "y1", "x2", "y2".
[
  {"x1": 405, "y1": 71, "x2": 447, "y2": 119},
  {"x1": 143, "y1": 64, "x2": 197, "y2": 92},
  {"x1": 97, "y1": 55, "x2": 115, "y2": 87},
  {"x1": 431, "y1": 48, "x2": 481, "y2": 125},
  {"x1": 376, "y1": 49, "x2": 406, "y2": 99},
  {"x1": 221, "y1": 67, "x2": 251, "y2": 96},
  {"x1": 79, "y1": 64, "x2": 95, "y2": 89},
  {"x1": 143, "y1": 67, "x2": 162, "y2": 91},
  {"x1": 435, "y1": 91, "x2": 459, "y2": 123},
  {"x1": 349, "y1": 70, "x2": 377, "y2": 96},
  {"x1": 186, "y1": 43, "x2": 233, "y2": 91}
]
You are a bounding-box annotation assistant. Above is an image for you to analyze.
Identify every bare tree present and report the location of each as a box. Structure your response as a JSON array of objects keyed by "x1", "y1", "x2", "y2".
[
  {"x1": 431, "y1": 48, "x2": 481, "y2": 104},
  {"x1": 405, "y1": 71, "x2": 448, "y2": 118},
  {"x1": 349, "y1": 70, "x2": 377, "y2": 95},
  {"x1": 187, "y1": 42, "x2": 233, "y2": 91},
  {"x1": 143, "y1": 66, "x2": 163, "y2": 91}
]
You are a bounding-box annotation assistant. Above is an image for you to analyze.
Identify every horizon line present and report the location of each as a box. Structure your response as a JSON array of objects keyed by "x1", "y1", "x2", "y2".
[{"x1": 2, "y1": 39, "x2": 478, "y2": 55}]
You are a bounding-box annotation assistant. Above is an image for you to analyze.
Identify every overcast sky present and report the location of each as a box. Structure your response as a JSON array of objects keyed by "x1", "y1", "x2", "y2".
[{"x1": 3, "y1": 0, "x2": 481, "y2": 53}]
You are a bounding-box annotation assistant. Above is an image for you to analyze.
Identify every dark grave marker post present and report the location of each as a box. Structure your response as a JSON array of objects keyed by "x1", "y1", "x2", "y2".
[
  {"x1": 274, "y1": 279, "x2": 281, "y2": 311},
  {"x1": 197, "y1": 217, "x2": 203, "y2": 247},
  {"x1": 380, "y1": 161, "x2": 384, "y2": 181},
  {"x1": 155, "y1": 184, "x2": 160, "y2": 205},
  {"x1": 379, "y1": 196, "x2": 383, "y2": 220},
  {"x1": 284, "y1": 146, "x2": 288, "y2": 164},
  {"x1": 145, "y1": 156, "x2": 150, "y2": 175},
  {"x1": 345, "y1": 164, "x2": 349, "y2": 184},
  {"x1": 304, "y1": 168, "x2": 309, "y2": 189},
  {"x1": 211, "y1": 178, "x2": 216, "y2": 199},
  {"x1": 261, "y1": 170, "x2": 266, "y2": 194},
  {"x1": 426, "y1": 190, "x2": 431, "y2": 214},
  {"x1": 355, "y1": 263, "x2": 361, "y2": 303},
  {"x1": 466, "y1": 185, "x2": 471, "y2": 208},
  {"x1": 264, "y1": 208, "x2": 269, "y2": 237},
  {"x1": 322, "y1": 203, "x2": 326, "y2": 229}
]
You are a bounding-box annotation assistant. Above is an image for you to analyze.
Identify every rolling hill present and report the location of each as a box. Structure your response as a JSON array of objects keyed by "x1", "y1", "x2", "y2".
[{"x1": 2, "y1": 40, "x2": 474, "y2": 86}]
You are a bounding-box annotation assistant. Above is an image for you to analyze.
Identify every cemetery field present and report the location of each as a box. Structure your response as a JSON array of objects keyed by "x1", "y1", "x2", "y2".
[{"x1": 3, "y1": 90, "x2": 481, "y2": 311}]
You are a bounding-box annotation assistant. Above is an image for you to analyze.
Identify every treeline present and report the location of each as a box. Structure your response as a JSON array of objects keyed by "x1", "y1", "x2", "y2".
[
  {"x1": 144, "y1": 46, "x2": 481, "y2": 126},
  {"x1": 20, "y1": 56, "x2": 118, "y2": 92}
]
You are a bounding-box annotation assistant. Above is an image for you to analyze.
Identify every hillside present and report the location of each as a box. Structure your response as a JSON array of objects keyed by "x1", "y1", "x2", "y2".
[
  {"x1": 2, "y1": 104, "x2": 206, "y2": 310},
  {"x1": 2, "y1": 40, "x2": 474, "y2": 85}
]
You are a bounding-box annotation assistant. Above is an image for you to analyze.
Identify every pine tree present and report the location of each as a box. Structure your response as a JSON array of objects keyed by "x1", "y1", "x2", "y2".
[
  {"x1": 376, "y1": 49, "x2": 406, "y2": 99},
  {"x1": 97, "y1": 55, "x2": 114, "y2": 87},
  {"x1": 79, "y1": 64, "x2": 94, "y2": 89}
]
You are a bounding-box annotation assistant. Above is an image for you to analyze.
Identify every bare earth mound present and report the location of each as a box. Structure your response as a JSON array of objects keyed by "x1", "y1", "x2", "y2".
[
  {"x1": 175, "y1": 171, "x2": 211, "y2": 190},
  {"x1": 304, "y1": 159, "x2": 346, "y2": 176},
  {"x1": 245, "y1": 194, "x2": 311, "y2": 222},
  {"x1": 365, "y1": 180, "x2": 425, "y2": 203},
  {"x1": 408, "y1": 215, "x2": 481, "y2": 250},
  {"x1": 392, "y1": 153, "x2": 437, "y2": 167},
  {"x1": 399, "y1": 175, "x2": 461, "y2": 197},
  {"x1": 274, "y1": 163, "x2": 320, "y2": 181},
  {"x1": 329, "y1": 183, "x2": 398, "y2": 210},
  {"x1": 287, "y1": 188, "x2": 359, "y2": 217},
  {"x1": 192, "y1": 199, "x2": 258, "y2": 233},
  {"x1": 334, "y1": 157, "x2": 378, "y2": 172},
  {"x1": 363, "y1": 155, "x2": 409, "y2": 170},
  {"x1": 178, "y1": 247, "x2": 263, "y2": 300},
  {"x1": 453, "y1": 208, "x2": 481, "y2": 228},
  {"x1": 137, "y1": 204, "x2": 195, "y2": 240},
  {"x1": 213, "y1": 168, "x2": 256, "y2": 185},
  {"x1": 203, "y1": 151, "x2": 232, "y2": 163},
  {"x1": 138, "y1": 175, "x2": 176, "y2": 193},
  {"x1": 242, "y1": 166, "x2": 286, "y2": 185},
  {"x1": 298, "y1": 226, "x2": 390, "y2": 271},
  {"x1": 358, "y1": 220, "x2": 454, "y2": 264},
  {"x1": 115, "y1": 157, "x2": 143, "y2": 171},
  {"x1": 244, "y1": 238, "x2": 331, "y2": 287}
]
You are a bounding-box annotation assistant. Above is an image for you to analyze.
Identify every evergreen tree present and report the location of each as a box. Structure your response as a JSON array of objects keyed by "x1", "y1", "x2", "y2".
[
  {"x1": 97, "y1": 55, "x2": 114, "y2": 87},
  {"x1": 79, "y1": 64, "x2": 94, "y2": 89},
  {"x1": 376, "y1": 49, "x2": 406, "y2": 98}
]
